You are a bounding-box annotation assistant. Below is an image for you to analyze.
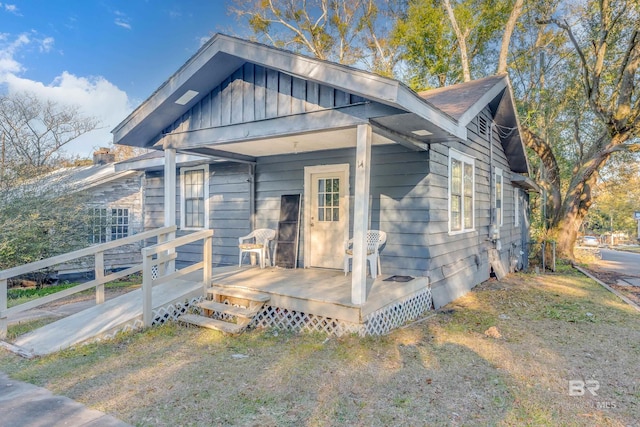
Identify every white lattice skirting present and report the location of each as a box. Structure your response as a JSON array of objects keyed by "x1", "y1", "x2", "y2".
[
  {"x1": 249, "y1": 287, "x2": 433, "y2": 337},
  {"x1": 93, "y1": 296, "x2": 203, "y2": 343}
]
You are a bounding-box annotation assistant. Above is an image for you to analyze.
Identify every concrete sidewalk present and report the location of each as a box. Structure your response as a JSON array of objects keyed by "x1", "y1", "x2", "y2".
[{"x1": 0, "y1": 372, "x2": 131, "y2": 427}]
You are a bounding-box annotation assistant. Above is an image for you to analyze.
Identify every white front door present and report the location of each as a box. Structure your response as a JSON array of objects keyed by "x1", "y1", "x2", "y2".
[{"x1": 304, "y1": 165, "x2": 349, "y2": 269}]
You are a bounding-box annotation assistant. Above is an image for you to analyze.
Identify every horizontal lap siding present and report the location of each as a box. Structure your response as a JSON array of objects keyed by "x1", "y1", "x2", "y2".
[
  {"x1": 144, "y1": 165, "x2": 251, "y2": 268},
  {"x1": 254, "y1": 145, "x2": 430, "y2": 274},
  {"x1": 255, "y1": 149, "x2": 353, "y2": 267},
  {"x1": 371, "y1": 145, "x2": 430, "y2": 278},
  {"x1": 57, "y1": 173, "x2": 145, "y2": 274},
  {"x1": 429, "y1": 108, "x2": 528, "y2": 307}
]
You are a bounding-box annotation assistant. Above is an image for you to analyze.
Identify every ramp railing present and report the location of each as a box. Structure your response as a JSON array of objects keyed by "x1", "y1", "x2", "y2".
[{"x1": 0, "y1": 226, "x2": 178, "y2": 339}]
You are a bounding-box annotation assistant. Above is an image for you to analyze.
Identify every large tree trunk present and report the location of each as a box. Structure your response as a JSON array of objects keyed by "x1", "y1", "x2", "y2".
[
  {"x1": 552, "y1": 140, "x2": 621, "y2": 258},
  {"x1": 521, "y1": 127, "x2": 563, "y2": 224},
  {"x1": 552, "y1": 173, "x2": 598, "y2": 259}
]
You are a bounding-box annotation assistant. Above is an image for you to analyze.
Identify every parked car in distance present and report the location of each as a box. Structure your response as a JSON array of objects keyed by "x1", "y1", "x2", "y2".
[{"x1": 582, "y1": 236, "x2": 600, "y2": 247}]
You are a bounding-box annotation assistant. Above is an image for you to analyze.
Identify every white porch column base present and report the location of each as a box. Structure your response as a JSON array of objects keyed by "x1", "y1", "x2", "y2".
[{"x1": 351, "y1": 124, "x2": 372, "y2": 305}]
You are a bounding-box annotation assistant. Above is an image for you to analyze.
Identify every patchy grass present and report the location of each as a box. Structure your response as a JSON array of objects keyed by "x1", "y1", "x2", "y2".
[
  {"x1": 7, "y1": 275, "x2": 141, "y2": 308},
  {"x1": 1, "y1": 270, "x2": 639, "y2": 426},
  {"x1": 5, "y1": 317, "x2": 59, "y2": 340}
]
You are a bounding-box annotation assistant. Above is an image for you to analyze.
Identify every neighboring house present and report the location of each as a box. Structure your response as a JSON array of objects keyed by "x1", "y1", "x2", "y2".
[
  {"x1": 32, "y1": 149, "x2": 146, "y2": 277},
  {"x1": 112, "y1": 34, "x2": 537, "y2": 313}
]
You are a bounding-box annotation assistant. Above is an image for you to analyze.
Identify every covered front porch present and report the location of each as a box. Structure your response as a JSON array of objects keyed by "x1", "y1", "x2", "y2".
[{"x1": 206, "y1": 265, "x2": 432, "y2": 335}]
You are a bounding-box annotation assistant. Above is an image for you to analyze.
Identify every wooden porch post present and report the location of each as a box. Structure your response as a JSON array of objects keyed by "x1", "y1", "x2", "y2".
[
  {"x1": 164, "y1": 148, "x2": 177, "y2": 274},
  {"x1": 351, "y1": 124, "x2": 372, "y2": 305}
]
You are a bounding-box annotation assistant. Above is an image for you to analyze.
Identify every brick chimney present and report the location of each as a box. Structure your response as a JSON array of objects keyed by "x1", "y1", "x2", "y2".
[{"x1": 93, "y1": 147, "x2": 115, "y2": 165}]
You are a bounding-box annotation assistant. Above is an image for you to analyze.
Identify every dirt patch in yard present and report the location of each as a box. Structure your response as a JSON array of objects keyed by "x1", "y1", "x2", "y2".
[{"x1": 1, "y1": 268, "x2": 639, "y2": 426}]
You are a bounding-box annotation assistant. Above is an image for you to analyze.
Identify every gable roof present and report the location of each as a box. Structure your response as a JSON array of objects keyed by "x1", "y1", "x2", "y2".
[
  {"x1": 112, "y1": 34, "x2": 530, "y2": 174},
  {"x1": 112, "y1": 34, "x2": 463, "y2": 148},
  {"x1": 420, "y1": 75, "x2": 529, "y2": 174},
  {"x1": 419, "y1": 75, "x2": 507, "y2": 124},
  {"x1": 8, "y1": 164, "x2": 139, "y2": 201}
]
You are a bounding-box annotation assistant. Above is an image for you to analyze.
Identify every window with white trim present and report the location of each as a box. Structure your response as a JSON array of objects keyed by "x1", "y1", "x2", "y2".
[
  {"x1": 111, "y1": 208, "x2": 130, "y2": 240},
  {"x1": 514, "y1": 187, "x2": 520, "y2": 227},
  {"x1": 449, "y1": 149, "x2": 475, "y2": 233},
  {"x1": 180, "y1": 165, "x2": 209, "y2": 229},
  {"x1": 495, "y1": 168, "x2": 503, "y2": 227},
  {"x1": 89, "y1": 208, "x2": 108, "y2": 244},
  {"x1": 88, "y1": 207, "x2": 129, "y2": 243}
]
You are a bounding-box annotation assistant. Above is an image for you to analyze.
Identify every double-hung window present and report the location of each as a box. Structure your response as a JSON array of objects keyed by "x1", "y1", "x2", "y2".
[
  {"x1": 180, "y1": 165, "x2": 209, "y2": 229},
  {"x1": 449, "y1": 149, "x2": 475, "y2": 233},
  {"x1": 495, "y1": 168, "x2": 503, "y2": 227}
]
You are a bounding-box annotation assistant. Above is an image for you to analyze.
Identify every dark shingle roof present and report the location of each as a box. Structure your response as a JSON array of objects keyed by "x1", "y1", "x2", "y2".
[{"x1": 418, "y1": 75, "x2": 507, "y2": 121}]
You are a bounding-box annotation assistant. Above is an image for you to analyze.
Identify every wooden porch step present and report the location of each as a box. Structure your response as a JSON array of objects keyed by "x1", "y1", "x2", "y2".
[
  {"x1": 196, "y1": 300, "x2": 260, "y2": 319},
  {"x1": 179, "y1": 314, "x2": 245, "y2": 335},
  {"x1": 207, "y1": 286, "x2": 270, "y2": 303}
]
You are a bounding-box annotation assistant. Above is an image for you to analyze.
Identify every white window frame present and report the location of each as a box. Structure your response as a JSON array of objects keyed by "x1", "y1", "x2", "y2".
[
  {"x1": 180, "y1": 164, "x2": 209, "y2": 230},
  {"x1": 88, "y1": 207, "x2": 130, "y2": 243},
  {"x1": 110, "y1": 208, "x2": 130, "y2": 240},
  {"x1": 448, "y1": 149, "x2": 475, "y2": 234},
  {"x1": 514, "y1": 187, "x2": 520, "y2": 227},
  {"x1": 88, "y1": 207, "x2": 108, "y2": 244},
  {"x1": 495, "y1": 167, "x2": 504, "y2": 227}
]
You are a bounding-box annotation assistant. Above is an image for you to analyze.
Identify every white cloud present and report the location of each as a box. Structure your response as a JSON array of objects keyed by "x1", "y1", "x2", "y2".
[
  {"x1": 3, "y1": 4, "x2": 20, "y2": 15},
  {"x1": 114, "y1": 19, "x2": 132, "y2": 30},
  {"x1": 114, "y1": 10, "x2": 132, "y2": 30},
  {"x1": 0, "y1": 33, "x2": 133, "y2": 158},
  {"x1": 40, "y1": 37, "x2": 54, "y2": 53}
]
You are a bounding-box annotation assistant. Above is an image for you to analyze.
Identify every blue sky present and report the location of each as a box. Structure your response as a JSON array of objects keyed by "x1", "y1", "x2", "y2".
[{"x1": 0, "y1": 1, "x2": 242, "y2": 157}]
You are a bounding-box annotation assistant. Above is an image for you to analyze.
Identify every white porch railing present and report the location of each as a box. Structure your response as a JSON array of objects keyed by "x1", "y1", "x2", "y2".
[
  {"x1": 141, "y1": 229, "x2": 213, "y2": 326},
  {"x1": 0, "y1": 225, "x2": 191, "y2": 339}
]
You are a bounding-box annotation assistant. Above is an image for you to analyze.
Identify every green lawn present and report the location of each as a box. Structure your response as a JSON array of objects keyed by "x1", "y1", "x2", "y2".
[{"x1": 1, "y1": 267, "x2": 638, "y2": 426}]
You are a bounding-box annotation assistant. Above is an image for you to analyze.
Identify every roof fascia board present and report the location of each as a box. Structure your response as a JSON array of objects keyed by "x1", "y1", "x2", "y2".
[
  {"x1": 456, "y1": 77, "x2": 508, "y2": 126},
  {"x1": 114, "y1": 153, "x2": 213, "y2": 172},
  {"x1": 511, "y1": 174, "x2": 540, "y2": 192},
  {"x1": 224, "y1": 36, "x2": 401, "y2": 104},
  {"x1": 395, "y1": 87, "x2": 466, "y2": 140},
  {"x1": 504, "y1": 76, "x2": 532, "y2": 176},
  {"x1": 369, "y1": 120, "x2": 429, "y2": 151},
  {"x1": 79, "y1": 170, "x2": 139, "y2": 191}
]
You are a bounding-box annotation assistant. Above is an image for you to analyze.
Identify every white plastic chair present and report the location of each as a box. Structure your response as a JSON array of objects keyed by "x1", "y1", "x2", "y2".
[
  {"x1": 344, "y1": 230, "x2": 387, "y2": 279},
  {"x1": 238, "y1": 228, "x2": 276, "y2": 269}
]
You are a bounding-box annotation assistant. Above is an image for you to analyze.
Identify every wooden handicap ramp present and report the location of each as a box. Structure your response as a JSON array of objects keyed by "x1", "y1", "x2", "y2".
[{"x1": 12, "y1": 279, "x2": 204, "y2": 356}]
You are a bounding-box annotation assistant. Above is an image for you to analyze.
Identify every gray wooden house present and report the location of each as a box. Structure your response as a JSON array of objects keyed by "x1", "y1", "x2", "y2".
[
  {"x1": 112, "y1": 34, "x2": 536, "y2": 334},
  {"x1": 31, "y1": 150, "x2": 146, "y2": 277}
]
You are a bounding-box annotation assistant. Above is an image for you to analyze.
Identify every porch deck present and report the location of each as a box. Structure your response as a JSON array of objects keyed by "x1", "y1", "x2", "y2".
[
  {"x1": 9, "y1": 265, "x2": 430, "y2": 356},
  {"x1": 209, "y1": 265, "x2": 430, "y2": 324}
]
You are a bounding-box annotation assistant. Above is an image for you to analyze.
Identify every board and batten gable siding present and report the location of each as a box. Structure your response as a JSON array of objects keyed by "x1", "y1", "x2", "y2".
[
  {"x1": 143, "y1": 164, "x2": 251, "y2": 268},
  {"x1": 428, "y1": 107, "x2": 527, "y2": 308},
  {"x1": 162, "y1": 63, "x2": 367, "y2": 136},
  {"x1": 254, "y1": 144, "x2": 431, "y2": 276}
]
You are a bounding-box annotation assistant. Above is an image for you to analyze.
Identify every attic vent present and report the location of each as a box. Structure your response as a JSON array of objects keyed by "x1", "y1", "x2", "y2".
[{"x1": 478, "y1": 116, "x2": 488, "y2": 136}]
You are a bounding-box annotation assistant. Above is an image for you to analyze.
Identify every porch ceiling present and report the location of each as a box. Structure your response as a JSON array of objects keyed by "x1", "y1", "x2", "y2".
[{"x1": 178, "y1": 127, "x2": 395, "y2": 158}]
